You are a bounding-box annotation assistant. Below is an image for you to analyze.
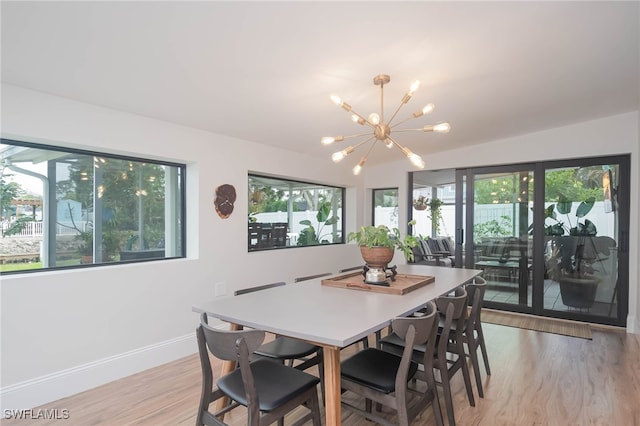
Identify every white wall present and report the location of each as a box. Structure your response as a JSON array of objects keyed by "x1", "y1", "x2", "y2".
[
  {"x1": 0, "y1": 84, "x2": 364, "y2": 409},
  {"x1": 364, "y1": 111, "x2": 640, "y2": 333},
  {"x1": 2, "y1": 84, "x2": 637, "y2": 411}
]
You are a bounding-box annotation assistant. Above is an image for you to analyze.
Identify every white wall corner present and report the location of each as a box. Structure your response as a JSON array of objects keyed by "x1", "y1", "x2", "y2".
[
  {"x1": 627, "y1": 314, "x2": 639, "y2": 334},
  {"x1": 0, "y1": 333, "x2": 196, "y2": 413}
]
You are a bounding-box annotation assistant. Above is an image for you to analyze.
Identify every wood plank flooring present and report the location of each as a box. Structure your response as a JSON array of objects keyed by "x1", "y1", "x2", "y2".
[{"x1": 3, "y1": 323, "x2": 639, "y2": 426}]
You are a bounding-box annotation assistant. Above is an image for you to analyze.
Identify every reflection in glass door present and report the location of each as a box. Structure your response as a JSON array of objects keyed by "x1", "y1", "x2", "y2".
[
  {"x1": 542, "y1": 164, "x2": 621, "y2": 319},
  {"x1": 455, "y1": 155, "x2": 629, "y2": 326},
  {"x1": 467, "y1": 169, "x2": 534, "y2": 309}
]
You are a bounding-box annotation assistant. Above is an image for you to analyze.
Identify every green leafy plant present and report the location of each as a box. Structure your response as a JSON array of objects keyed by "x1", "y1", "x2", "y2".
[
  {"x1": 542, "y1": 195, "x2": 599, "y2": 281},
  {"x1": 347, "y1": 221, "x2": 418, "y2": 262},
  {"x1": 532, "y1": 195, "x2": 597, "y2": 237},
  {"x1": 297, "y1": 201, "x2": 340, "y2": 246},
  {"x1": 428, "y1": 198, "x2": 444, "y2": 234}
]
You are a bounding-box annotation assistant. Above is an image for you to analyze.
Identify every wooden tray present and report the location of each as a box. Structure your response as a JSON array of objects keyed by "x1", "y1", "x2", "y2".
[{"x1": 321, "y1": 271, "x2": 435, "y2": 295}]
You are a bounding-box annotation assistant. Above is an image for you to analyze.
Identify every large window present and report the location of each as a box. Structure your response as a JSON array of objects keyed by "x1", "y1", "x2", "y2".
[
  {"x1": 372, "y1": 188, "x2": 398, "y2": 228},
  {"x1": 248, "y1": 174, "x2": 344, "y2": 251},
  {"x1": 0, "y1": 139, "x2": 185, "y2": 273}
]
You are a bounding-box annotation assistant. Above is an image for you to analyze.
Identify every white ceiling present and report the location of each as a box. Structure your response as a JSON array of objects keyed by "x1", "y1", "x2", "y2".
[{"x1": 2, "y1": 1, "x2": 638, "y2": 168}]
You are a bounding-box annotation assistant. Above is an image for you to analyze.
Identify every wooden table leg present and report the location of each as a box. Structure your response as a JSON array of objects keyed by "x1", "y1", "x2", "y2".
[
  {"x1": 214, "y1": 323, "x2": 243, "y2": 417},
  {"x1": 323, "y1": 346, "x2": 342, "y2": 426}
]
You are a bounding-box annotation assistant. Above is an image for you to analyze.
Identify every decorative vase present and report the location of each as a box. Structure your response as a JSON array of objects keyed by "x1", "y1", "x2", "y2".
[{"x1": 359, "y1": 246, "x2": 394, "y2": 283}]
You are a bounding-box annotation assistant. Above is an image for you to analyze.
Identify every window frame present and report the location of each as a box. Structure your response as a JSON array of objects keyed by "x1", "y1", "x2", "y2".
[
  {"x1": 371, "y1": 187, "x2": 399, "y2": 227},
  {"x1": 248, "y1": 173, "x2": 345, "y2": 251},
  {"x1": 0, "y1": 138, "x2": 186, "y2": 274}
]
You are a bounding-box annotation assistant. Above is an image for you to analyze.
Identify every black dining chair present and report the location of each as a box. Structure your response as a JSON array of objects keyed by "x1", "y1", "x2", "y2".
[
  {"x1": 196, "y1": 313, "x2": 322, "y2": 426},
  {"x1": 234, "y1": 282, "x2": 324, "y2": 398},
  {"x1": 340, "y1": 301, "x2": 443, "y2": 426},
  {"x1": 380, "y1": 287, "x2": 474, "y2": 426},
  {"x1": 462, "y1": 276, "x2": 490, "y2": 397}
]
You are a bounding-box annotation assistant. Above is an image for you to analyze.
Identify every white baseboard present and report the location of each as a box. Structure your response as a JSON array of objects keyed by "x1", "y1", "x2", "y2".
[
  {"x1": 627, "y1": 314, "x2": 639, "y2": 334},
  {"x1": 1, "y1": 333, "x2": 196, "y2": 412}
]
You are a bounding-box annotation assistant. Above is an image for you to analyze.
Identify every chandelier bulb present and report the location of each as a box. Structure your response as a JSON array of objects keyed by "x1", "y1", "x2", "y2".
[
  {"x1": 321, "y1": 136, "x2": 344, "y2": 145},
  {"x1": 409, "y1": 80, "x2": 421, "y2": 95},
  {"x1": 331, "y1": 146, "x2": 354, "y2": 163},
  {"x1": 384, "y1": 139, "x2": 394, "y2": 149},
  {"x1": 353, "y1": 157, "x2": 366, "y2": 175},
  {"x1": 330, "y1": 94, "x2": 342, "y2": 106},
  {"x1": 369, "y1": 113, "x2": 380, "y2": 125},
  {"x1": 401, "y1": 147, "x2": 425, "y2": 169},
  {"x1": 413, "y1": 103, "x2": 435, "y2": 118},
  {"x1": 433, "y1": 122, "x2": 451, "y2": 133},
  {"x1": 351, "y1": 114, "x2": 366, "y2": 125}
]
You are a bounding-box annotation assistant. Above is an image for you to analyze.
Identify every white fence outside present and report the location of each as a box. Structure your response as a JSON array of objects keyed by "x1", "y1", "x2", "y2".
[{"x1": 1, "y1": 221, "x2": 88, "y2": 238}]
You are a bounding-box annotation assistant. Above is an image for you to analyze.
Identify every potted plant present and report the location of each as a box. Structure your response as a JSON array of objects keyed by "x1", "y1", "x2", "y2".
[
  {"x1": 348, "y1": 222, "x2": 418, "y2": 284},
  {"x1": 543, "y1": 196, "x2": 601, "y2": 309},
  {"x1": 347, "y1": 222, "x2": 418, "y2": 266},
  {"x1": 413, "y1": 195, "x2": 428, "y2": 211},
  {"x1": 428, "y1": 197, "x2": 444, "y2": 235}
]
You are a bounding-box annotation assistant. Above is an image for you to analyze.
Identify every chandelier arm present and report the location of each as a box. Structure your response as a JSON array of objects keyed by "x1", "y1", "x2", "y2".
[
  {"x1": 342, "y1": 132, "x2": 377, "y2": 141},
  {"x1": 348, "y1": 108, "x2": 378, "y2": 129},
  {"x1": 386, "y1": 99, "x2": 408, "y2": 127},
  {"x1": 380, "y1": 81, "x2": 385, "y2": 124},
  {"x1": 352, "y1": 136, "x2": 376, "y2": 150},
  {"x1": 390, "y1": 115, "x2": 422, "y2": 129},
  {"x1": 385, "y1": 135, "x2": 406, "y2": 150},
  {"x1": 389, "y1": 127, "x2": 427, "y2": 133}
]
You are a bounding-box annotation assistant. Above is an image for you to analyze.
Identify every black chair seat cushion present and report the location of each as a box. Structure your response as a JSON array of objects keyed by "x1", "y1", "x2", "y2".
[
  {"x1": 217, "y1": 359, "x2": 320, "y2": 412},
  {"x1": 341, "y1": 348, "x2": 418, "y2": 394},
  {"x1": 254, "y1": 336, "x2": 319, "y2": 359}
]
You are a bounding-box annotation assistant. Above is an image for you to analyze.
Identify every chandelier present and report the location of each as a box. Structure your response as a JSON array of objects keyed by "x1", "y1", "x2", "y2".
[{"x1": 322, "y1": 74, "x2": 450, "y2": 175}]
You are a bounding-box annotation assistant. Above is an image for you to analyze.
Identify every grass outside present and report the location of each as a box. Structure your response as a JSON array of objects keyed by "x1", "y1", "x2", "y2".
[{"x1": 0, "y1": 259, "x2": 81, "y2": 273}]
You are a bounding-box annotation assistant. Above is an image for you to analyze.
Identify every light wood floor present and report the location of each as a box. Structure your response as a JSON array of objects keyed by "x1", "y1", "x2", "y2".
[{"x1": 4, "y1": 323, "x2": 640, "y2": 426}]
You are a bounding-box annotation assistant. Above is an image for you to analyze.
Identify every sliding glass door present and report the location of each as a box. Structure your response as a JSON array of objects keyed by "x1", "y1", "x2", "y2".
[
  {"x1": 539, "y1": 160, "x2": 627, "y2": 322},
  {"x1": 458, "y1": 165, "x2": 535, "y2": 310},
  {"x1": 455, "y1": 155, "x2": 629, "y2": 326}
]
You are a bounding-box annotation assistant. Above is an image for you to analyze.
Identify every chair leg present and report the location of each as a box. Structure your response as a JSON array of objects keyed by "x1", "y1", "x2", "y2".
[
  {"x1": 467, "y1": 340, "x2": 484, "y2": 398},
  {"x1": 427, "y1": 370, "x2": 444, "y2": 426},
  {"x1": 439, "y1": 364, "x2": 456, "y2": 426},
  {"x1": 477, "y1": 327, "x2": 491, "y2": 375},
  {"x1": 308, "y1": 388, "x2": 322, "y2": 426},
  {"x1": 459, "y1": 353, "x2": 476, "y2": 407}
]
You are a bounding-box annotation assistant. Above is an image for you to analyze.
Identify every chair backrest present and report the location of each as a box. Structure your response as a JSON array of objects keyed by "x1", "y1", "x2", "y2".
[
  {"x1": 198, "y1": 313, "x2": 265, "y2": 361},
  {"x1": 435, "y1": 286, "x2": 468, "y2": 320},
  {"x1": 466, "y1": 276, "x2": 487, "y2": 334},
  {"x1": 435, "y1": 286, "x2": 468, "y2": 357},
  {"x1": 392, "y1": 301, "x2": 438, "y2": 346},
  {"x1": 271, "y1": 222, "x2": 288, "y2": 247},
  {"x1": 196, "y1": 313, "x2": 265, "y2": 424},
  {"x1": 294, "y1": 272, "x2": 332, "y2": 283},
  {"x1": 234, "y1": 281, "x2": 285, "y2": 296},
  {"x1": 391, "y1": 301, "x2": 439, "y2": 387},
  {"x1": 339, "y1": 265, "x2": 363, "y2": 273}
]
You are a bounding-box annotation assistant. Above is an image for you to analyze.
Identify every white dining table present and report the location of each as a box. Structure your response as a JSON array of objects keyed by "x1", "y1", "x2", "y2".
[{"x1": 193, "y1": 264, "x2": 482, "y2": 426}]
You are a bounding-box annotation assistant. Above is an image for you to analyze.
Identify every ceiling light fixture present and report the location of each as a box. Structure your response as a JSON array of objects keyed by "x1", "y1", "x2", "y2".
[{"x1": 322, "y1": 74, "x2": 450, "y2": 175}]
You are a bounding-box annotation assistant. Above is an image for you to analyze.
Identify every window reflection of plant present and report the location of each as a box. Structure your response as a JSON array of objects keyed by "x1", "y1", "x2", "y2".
[
  {"x1": 473, "y1": 215, "x2": 513, "y2": 243},
  {"x1": 61, "y1": 157, "x2": 166, "y2": 259},
  {"x1": 297, "y1": 201, "x2": 340, "y2": 246}
]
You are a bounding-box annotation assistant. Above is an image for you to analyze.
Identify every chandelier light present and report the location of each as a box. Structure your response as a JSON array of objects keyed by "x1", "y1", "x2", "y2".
[{"x1": 322, "y1": 74, "x2": 450, "y2": 175}]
